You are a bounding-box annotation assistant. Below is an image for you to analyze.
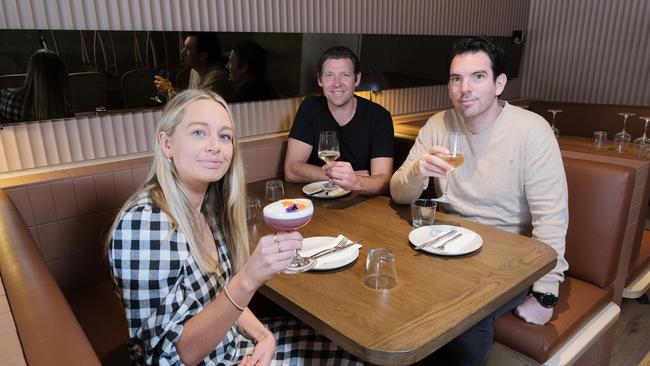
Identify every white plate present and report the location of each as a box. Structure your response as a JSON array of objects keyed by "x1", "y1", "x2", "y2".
[
  {"x1": 302, "y1": 181, "x2": 351, "y2": 199},
  {"x1": 300, "y1": 236, "x2": 360, "y2": 270},
  {"x1": 408, "y1": 225, "x2": 483, "y2": 256}
]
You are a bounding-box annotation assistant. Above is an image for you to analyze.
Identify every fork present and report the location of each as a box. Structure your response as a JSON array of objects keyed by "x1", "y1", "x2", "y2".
[{"x1": 308, "y1": 236, "x2": 351, "y2": 259}]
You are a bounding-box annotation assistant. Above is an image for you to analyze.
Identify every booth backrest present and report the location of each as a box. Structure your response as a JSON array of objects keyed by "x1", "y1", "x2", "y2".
[
  {"x1": 528, "y1": 101, "x2": 650, "y2": 139},
  {"x1": 563, "y1": 157, "x2": 634, "y2": 288},
  {"x1": 0, "y1": 189, "x2": 101, "y2": 365}
]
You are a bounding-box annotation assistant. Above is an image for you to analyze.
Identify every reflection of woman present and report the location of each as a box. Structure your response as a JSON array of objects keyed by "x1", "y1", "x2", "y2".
[
  {"x1": 0, "y1": 49, "x2": 73, "y2": 123},
  {"x1": 107, "y1": 89, "x2": 362, "y2": 365},
  {"x1": 227, "y1": 41, "x2": 279, "y2": 103}
]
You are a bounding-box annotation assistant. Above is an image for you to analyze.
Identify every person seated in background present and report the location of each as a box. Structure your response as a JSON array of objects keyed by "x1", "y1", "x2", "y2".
[
  {"x1": 0, "y1": 49, "x2": 73, "y2": 124},
  {"x1": 107, "y1": 89, "x2": 364, "y2": 365},
  {"x1": 226, "y1": 40, "x2": 279, "y2": 103},
  {"x1": 153, "y1": 32, "x2": 234, "y2": 102},
  {"x1": 284, "y1": 46, "x2": 394, "y2": 196},
  {"x1": 390, "y1": 37, "x2": 568, "y2": 365}
]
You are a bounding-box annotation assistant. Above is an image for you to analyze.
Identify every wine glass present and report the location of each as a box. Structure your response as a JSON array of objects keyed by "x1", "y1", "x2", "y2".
[
  {"x1": 151, "y1": 68, "x2": 170, "y2": 104},
  {"x1": 614, "y1": 112, "x2": 634, "y2": 152},
  {"x1": 433, "y1": 132, "x2": 464, "y2": 204},
  {"x1": 263, "y1": 198, "x2": 316, "y2": 273},
  {"x1": 318, "y1": 131, "x2": 340, "y2": 190},
  {"x1": 547, "y1": 109, "x2": 562, "y2": 138},
  {"x1": 633, "y1": 116, "x2": 650, "y2": 148}
]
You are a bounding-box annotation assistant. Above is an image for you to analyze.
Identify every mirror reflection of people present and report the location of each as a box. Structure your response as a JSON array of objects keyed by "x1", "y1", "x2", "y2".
[
  {"x1": 391, "y1": 37, "x2": 568, "y2": 365},
  {"x1": 226, "y1": 40, "x2": 278, "y2": 102},
  {"x1": 107, "y1": 89, "x2": 364, "y2": 365},
  {"x1": 154, "y1": 32, "x2": 234, "y2": 102},
  {"x1": 0, "y1": 49, "x2": 73, "y2": 124},
  {"x1": 284, "y1": 46, "x2": 394, "y2": 196}
]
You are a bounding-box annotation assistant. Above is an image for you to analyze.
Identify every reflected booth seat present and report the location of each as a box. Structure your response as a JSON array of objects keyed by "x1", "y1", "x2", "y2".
[{"x1": 492, "y1": 158, "x2": 636, "y2": 365}]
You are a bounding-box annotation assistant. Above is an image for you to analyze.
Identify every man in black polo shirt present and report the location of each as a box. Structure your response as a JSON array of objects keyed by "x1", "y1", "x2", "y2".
[{"x1": 284, "y1": 46, "x2": 394, "y2": 195}]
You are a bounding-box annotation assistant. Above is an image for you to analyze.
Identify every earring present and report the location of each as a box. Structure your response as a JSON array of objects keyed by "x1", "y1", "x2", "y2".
[{"x1": 167, "y1": 156, "x2": 173, "y2": 163}]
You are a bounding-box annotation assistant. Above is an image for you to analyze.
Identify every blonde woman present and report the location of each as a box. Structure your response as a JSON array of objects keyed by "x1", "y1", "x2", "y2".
[{"x1": 107, "y1": 89, "x2": 363, "y2": 365}]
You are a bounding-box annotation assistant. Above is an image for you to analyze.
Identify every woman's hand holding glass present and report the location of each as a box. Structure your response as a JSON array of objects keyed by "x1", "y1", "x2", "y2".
[{"x1": 240, "y1": 232, "x2": 303, "y2": 288}]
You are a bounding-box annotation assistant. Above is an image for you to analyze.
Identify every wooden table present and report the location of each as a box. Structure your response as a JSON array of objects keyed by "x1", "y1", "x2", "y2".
[{"x1": 248, "y1": 182, "x2": 556, "y2": 365}]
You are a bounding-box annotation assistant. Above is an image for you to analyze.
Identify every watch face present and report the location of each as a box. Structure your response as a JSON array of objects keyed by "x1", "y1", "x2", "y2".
[{"x1": 532, "y1": 292, "x2": 557, "y2": 308}]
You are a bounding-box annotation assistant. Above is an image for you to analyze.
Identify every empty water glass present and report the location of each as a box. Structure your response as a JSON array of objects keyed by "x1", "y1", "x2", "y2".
[
  {"x1": 246, "y1": 198, "x2": 261, "y2": 225},
  {"x1": 411, "y1": 199, "x2": 437, "y2": 227},
  {"x1": 363, "y1": 248, "x2": 397, "y2": 290},
  {"x1": 265, "y1": 179, "x2": 284, "y2": 202},
  {"x1": 592, "y1": 131, "x2": 608, "y2": 149}
]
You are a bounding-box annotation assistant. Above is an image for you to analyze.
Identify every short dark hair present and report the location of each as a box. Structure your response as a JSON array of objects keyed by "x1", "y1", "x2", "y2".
[
  {"x1": 232, "y1": 40, "x2": 267, "y2": 78},
  {"x1": 185, "y1": 32, "x2": 222, "y2": 64},
  {"x1": 449, "y1": 37, "x2": 506, "y2": 80},
  {"x1": 317, "y1": 46, "x2": 360, "y2": 78}
]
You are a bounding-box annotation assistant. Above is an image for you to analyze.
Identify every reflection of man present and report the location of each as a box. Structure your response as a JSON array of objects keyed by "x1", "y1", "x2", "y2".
[
  {"x1": 284, "y1": 46, "x2": 394, "y2": 196},
  {"x1": 391, "y1": 37, "x2": 568, "y2": 364},
  {"x1": 226, "y1": 40, "x2": 278, "y2": 102},
  {"x1": 154, "y1": 32, "x2": 233, "y2": 101}
]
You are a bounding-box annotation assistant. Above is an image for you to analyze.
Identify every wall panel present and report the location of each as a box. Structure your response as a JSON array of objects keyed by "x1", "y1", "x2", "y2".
[
  {"x1": 522, "y1": 0, "x2": 650, "y2": 105},
  {"x1": 0, "y1": 0, "x2": 530, "y2": 173}
]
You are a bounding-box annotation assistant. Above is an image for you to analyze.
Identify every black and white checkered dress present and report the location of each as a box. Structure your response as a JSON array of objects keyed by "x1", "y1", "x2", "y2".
[
  {"x1": 109, "y1": 191, "x2": 365, "y2": 366},
  {"x1": 0, "y1": 88, "x2": 24, "y2": 123}
]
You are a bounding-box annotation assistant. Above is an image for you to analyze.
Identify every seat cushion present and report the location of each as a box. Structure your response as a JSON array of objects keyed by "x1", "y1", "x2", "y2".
[
  {"x1": 494, "y1": 276, "x2": 613, "y2": 363},
  {"x1": 66, "y1": 280, "x2": 129, "y2": 361}
]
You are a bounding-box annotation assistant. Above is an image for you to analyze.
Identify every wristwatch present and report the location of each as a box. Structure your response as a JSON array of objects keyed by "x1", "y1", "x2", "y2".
[{"x1": 531, "y1": 291, "x2": 558, "y2": 308}]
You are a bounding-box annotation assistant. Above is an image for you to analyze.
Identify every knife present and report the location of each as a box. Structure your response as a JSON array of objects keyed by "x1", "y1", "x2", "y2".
[{"x1": 415, "y1": 229, "x2": 457, "y2": 250}]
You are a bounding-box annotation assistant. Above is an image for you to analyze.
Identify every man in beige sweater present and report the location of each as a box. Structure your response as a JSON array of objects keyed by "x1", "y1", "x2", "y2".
[{"x1": 390, "y1": 37, "x2": 568, "y2": 365}]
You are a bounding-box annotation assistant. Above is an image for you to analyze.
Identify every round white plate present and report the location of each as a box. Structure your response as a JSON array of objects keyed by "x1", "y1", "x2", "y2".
[
  {"x1": 302, "y1": 181, "x2": 351, "y2": 199},
  {"x1": 408, "y1": 225, "x2": 483, "y2": 256},
  {"x1": 300, "y1": 236, "x2": 360, "y2": 270}
]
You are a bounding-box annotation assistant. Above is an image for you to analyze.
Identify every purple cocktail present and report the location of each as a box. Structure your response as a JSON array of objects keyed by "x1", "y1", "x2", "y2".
[{"x1": 263, "y1": 199, "x2": 315, "y2": 273}]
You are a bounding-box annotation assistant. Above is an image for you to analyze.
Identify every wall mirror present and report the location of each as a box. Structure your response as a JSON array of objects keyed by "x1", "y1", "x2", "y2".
[{"x1": 0, "y1": 30, "x2": 521, "y2": 125}]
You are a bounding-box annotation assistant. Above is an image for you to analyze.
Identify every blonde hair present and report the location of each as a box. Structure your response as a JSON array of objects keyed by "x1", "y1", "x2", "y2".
[{"x1": 107, "y1": 89, "x2": 248, "y2": 273}]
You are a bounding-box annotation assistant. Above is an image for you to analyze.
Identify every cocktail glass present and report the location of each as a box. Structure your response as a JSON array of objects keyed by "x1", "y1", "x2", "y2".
[{"x1": 263, "y1": 198, "x2": 315, "y2": 273}]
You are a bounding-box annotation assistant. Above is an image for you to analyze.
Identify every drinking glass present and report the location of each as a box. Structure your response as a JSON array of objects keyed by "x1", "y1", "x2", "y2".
[
  {"x1": 265, "y1": 179, "x2": 284, "y2": 202},
  {"x1": 633, "y1": 116, "x2": 650, "y2": 148},
  {"x1": 433, "y1": 132, "x2": 464, "y2": 204},
  {"x1": 363, "y1": 248, "x2": 397, "y2": 290},
  {"x1": 263, "y1": 199, "x2": 316, "y2": 273},
  {"x1": 246, "y1": 198, "x2": 261, "y2": 225},
  {"x1": 614, "y1": 112, "x2": 634, "y2": 152},
  {"x1": 318, "y1": 131, "x2": 340, "y2": 190},
  {"x1": 592, "y1": 131, "x2": 608, "y2": 149},
  {"x1": 411, "y1": 199, "x2": 437, "y2": 227},
  {"x1": 151, "y1": 68, "x2": 170, "y2": 104},
  {"x1": 547, "y1": 109, "x2": 562, "y2": 138}
]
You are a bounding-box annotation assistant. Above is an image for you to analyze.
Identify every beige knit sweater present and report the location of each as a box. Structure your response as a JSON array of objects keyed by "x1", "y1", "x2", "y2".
[{"x1": 390, "y1": 102, "x2": 568, "y2": 296}]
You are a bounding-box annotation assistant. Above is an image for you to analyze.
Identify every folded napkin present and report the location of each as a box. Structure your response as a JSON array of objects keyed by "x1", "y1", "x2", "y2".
[{"x1": 300, "y1": 235, "x2": 363, "y2": 268}]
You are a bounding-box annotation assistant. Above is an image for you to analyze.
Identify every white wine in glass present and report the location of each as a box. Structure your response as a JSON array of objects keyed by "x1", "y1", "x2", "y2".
[
  {"x1": 318, "y1": 149, "x2": 341, "y2": 163},
  {"x1": 318, "y1": 131, "x2": 340, "y2": 190},
  {"x1": 434, "y1": 132, "x2": 464, "y2": 204}
]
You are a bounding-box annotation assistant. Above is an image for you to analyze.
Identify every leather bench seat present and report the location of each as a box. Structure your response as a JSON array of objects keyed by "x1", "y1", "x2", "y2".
[
  {"x1": 494, "y1": 158, "x2": 635, "y2": 364},
  {"x1": 66, "y1": 280, "x2": 129, "y2": 363},
  {"x1": 495, "y1": 277, "x2": 613, "y2": 363}
]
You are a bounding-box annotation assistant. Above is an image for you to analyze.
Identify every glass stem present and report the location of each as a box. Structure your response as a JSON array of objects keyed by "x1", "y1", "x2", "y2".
[
  {"x1": 622, "y1": 118, "x2": 628, "y2": 133},
  {"x1": 644, "y1": 121, "x2": 649, "y2": 139}
]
